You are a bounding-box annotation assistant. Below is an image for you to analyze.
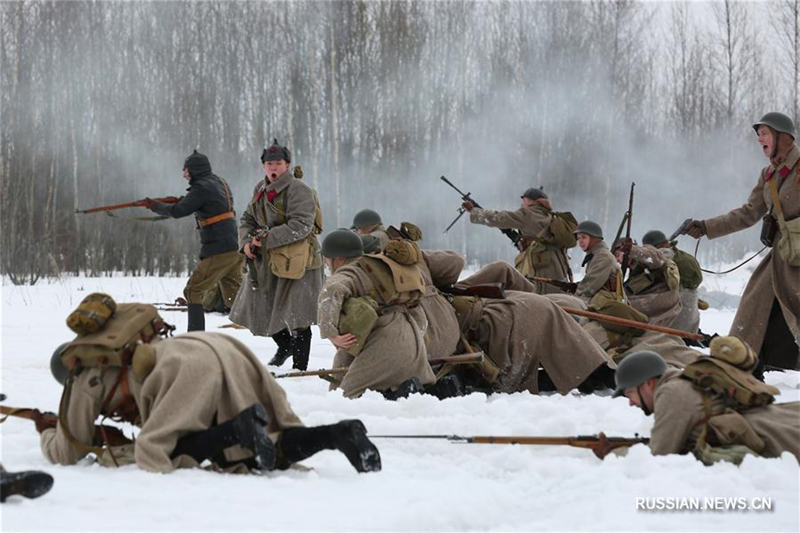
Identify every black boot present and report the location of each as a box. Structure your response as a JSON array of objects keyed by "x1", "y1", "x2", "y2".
[
  {"x1": 381, "y1": 378, "x2": 423, "y2": 401},
  {"x1": 268, "y1": 329, "x2": 293, "y2": 367},
  {"x1": 423, "y1": 374, "x2": 465, "y2": 399},
  {"x1": 291, "y1": 328, "x2": 312, "y2": 371},
  {"x1": 277, "y1": 420, "x2": 381, "y2": 473},
  {"x1": 171, "y1": 403, "x2": 275, "y2": 471},
  {"x1": 0, "y1": 467, "x2": 53, "y2": 502},
  {"x1": 187, "y1": 304, "x2": 205, "y2": 332},
  {"x1": 577, "y1": 364, "x2": 616, "y2": 394}
]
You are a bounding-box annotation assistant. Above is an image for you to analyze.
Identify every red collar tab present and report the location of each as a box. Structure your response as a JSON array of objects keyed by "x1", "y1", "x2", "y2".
[
  {"x1": 266, "y1": 189, "x2": 278, "y2": 203},
  {"x1": 778, "y1": 165, "x2": 791, "y2": 178}
]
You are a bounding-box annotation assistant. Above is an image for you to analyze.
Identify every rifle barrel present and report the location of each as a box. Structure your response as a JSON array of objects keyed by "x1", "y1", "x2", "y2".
[
  {"x1": 561, "y1": 307, "x2": 703, "y2": 340},
  {"x1": 371, "y1": 434, "x2": 649, "y2": 447},
  {"x1": 0, "y1": 405, "x2": 38, "y2": 421},
  {"x1": 76, "y1": 196, "x2": 180, "y2": 214}
]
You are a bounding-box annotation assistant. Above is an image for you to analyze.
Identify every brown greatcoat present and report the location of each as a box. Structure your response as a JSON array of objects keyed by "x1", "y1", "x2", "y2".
[
  {"x1": 41, "y1": 333, "x2": 304, "y2": 473},
  {"x1": 459, "y1": 260, "x2": 537, "y2": 292},
  {"x1": 647, "y1": 367, "x2": 800, "y2": 460},
  {"x1": 419, "y1": 250, "x2": 464, "y2": 359},
  {"x1": 701, "y1": 144, "x2": 800, "y2": 360},
  {"x1": 318, "y1": 260, "x2": 435, "y2": 398},
  {"x1": 624, "y1": 245, "x2": 682, "y2": 327},
  {"x1": 576, "y1": 240, "x2": 620, "y2": 301},
  {"x1": 229, "y1": 170, "x2": 323, "y2": 336},
  {"x1": 454, "y1": 290, "x2": 615, "y2": 394},
  {"x1": 582, "y1": 321, "x2": 701, "y2": 369},
  {"x1": 469, "y1": 205, "x2": 572, "y2": 294}
]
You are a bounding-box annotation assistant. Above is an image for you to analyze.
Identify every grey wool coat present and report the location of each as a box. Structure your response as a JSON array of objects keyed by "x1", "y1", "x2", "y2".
[
  {"x1": 318, "y1": 260, "x2": 436, "y2": 398},
  {"x1": 469, "y1": 205, "x2": 572, "y2": 293},
  {"x1": 455, "y1": 290, "x2": 615, "y2": 394},
  {"x1": 575, "y1": 240, "x2": 620, "y2": 301},
  {"x1": 702, "y1": 144, "x2": 800, "y2": 359},
  {"x1": 419, "y1": 250, "x2": 464, "y2": 359},
  {"x1": 41, "y1": 333, "x2": 304, "y2": 473},
  {"x1": 647, "y1": 368, "x2": 800, "y2": 460},
  {"x1": 624, "y1": 245, "x2": 682, "y2": 327},
  {"x1": 229, "y1": 171, "x2": 323, "y2": 336}
]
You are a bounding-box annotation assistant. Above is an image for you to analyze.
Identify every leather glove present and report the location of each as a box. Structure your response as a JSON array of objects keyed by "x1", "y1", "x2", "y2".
[
  {"x1": 462, "y1": 200, "x2": 475, "y2": 212},
  {"x1": 592, "y1": 432, "x2": 618, "y2": 460},
  {"x1": 34, "y1": 410, "x2": 58, "y2": 433},
  {"x1": 143, "y1": 197, "x2": 158, "y2": 211},
  {"x1": 686, "y1": 220, "x2": 706, "y2": 239}
]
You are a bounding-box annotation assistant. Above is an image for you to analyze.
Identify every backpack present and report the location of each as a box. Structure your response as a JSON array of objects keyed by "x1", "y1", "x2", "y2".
[
  {"x1": 671, "y1": 246, "x2": 703, "y2": 290},
  {"x1": 546, "y1": 211, "x2": 578, "y2": 248}
]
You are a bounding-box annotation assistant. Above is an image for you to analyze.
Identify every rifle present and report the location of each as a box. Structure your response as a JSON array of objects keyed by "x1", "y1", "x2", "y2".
[
  {"x1": 561, "y1": 306, "x2": 704, "y2": 341},
  {"x1": 76, "y1": 196, "x2": 181, "y2": 214},
  {"x1": 526, "y1": 276, "x2": 578, "y2": 294},
  {"x1": 620, "y1": 182, "x2": 635, "y2": 278},
  {"x1": 440, "y1": 176, "x2": 522, "y2": 249},
  {"x1": 441, "y1": 282, "x2": 506, "y2": 299},
  {"x1": 369, "y1": 433, "x2": 649, "y2": 457},
  {"x1": 0, "y1": 405, "x2": 132, "y2": 447},
  {"x1": 669, "y1": 218, "x2": 693, "y2": 242},
  {"x1": 274, "y1": 352, "x2": 486, "y2": 379}
]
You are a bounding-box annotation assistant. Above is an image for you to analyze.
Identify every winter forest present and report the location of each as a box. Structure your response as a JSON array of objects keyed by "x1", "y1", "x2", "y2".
[{"x1": 2, "y1": 0, "x2": 799, "y2": 284}]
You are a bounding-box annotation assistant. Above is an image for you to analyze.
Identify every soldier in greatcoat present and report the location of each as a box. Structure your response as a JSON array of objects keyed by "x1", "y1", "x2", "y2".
[
  {"x1": 317, "y1": 230, "x2": 436, "y2": 399},
  {"x1": 573, "y1": 221, "x2": 622, "y2": 302},
  {"x1": 229, "y1": 140, "x2": 323, "y2": 371},
  {"x1": 351, "y1": 209, "x2": 390, "y2": 251},
  {"x1": 685, "y1": 112, "x2": 800, "y2": 373},
  {"x1": 462, "y1": 188, "x2": 575, "y2": 294},
  {"x1": 597, "y1": 349, "x2": 800, "y2": 462},
  {"x1": 40, "y1": 332, "x2": 381, "y2": 474}
]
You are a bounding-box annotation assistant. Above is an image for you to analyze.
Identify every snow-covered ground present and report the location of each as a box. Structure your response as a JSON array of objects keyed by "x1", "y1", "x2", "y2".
[{"x1": 1, "y1": 257, "x2": 798, "y2": 531}]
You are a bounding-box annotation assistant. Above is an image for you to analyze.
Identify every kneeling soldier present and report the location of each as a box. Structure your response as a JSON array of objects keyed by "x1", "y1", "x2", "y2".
[
  {"x1": 41, "y1": 302, "x2": 380, "y2": 474},
  {"x1": 317, "y1": 229, "x2": 436, "y2": 399}
]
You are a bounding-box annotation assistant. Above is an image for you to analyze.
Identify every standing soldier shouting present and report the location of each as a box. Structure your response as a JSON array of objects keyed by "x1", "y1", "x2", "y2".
[
  {"x1": 684, "y1": 112, "x2": 800, "y2": 374},
  {"x1": 463, "y1": 188, "x2": 576, "y2": 294},
  {"x1": 229, "y1": 140, "x2": 323, "y2": 371},
  {"x1": 147, "y1": 150, "x2": 243, "y2": 332}
]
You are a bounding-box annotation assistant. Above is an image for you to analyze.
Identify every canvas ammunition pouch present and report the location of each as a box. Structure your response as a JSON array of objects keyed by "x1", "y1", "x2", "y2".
[
  {"x1": 515, "y1": 240, "x2": 550, "y2": 275},
  {"x1": 338, "y1": 296, "x2": 379, "y2": 357},
  {"x1": 767, "y1": 170, "x2": 800, "y2": 266},
  {"x1": 544, "y1": 211, "x2": 578, "y2": 248},
  {"x1": 66, "y1": 293, "x2": 117, "y2": 336},
  {"x1": 588, "y1": 289, "x2": 648, "y2": 336},
  {"x1": 266, "y1": 182, "x2": 323, "y2": 279},
  {"x1": 671, "y1": 247, "x2": 702, "y2": 290},
  {"x1": 692, "y1": 442, "x2": 759, "y2": 466},
  {"x1": 356, "y1": 255, "x2": 425, "y2": 308}
]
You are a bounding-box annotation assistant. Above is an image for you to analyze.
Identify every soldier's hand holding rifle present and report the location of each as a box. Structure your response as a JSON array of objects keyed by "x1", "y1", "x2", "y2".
[
  {"x1": 243, "y1": 235, "x2": 262, "y2": 260},
  {"x1": 461, "y1": 200, "x2": 475, "y2": 212},
  {"x1": 32, "y1": 410, "x2": 58, "y2": 433}
]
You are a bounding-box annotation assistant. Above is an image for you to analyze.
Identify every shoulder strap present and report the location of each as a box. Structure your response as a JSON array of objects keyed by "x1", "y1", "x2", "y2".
[{"x1": 767, "y1": 177, "x2": 785, "y2": 221}]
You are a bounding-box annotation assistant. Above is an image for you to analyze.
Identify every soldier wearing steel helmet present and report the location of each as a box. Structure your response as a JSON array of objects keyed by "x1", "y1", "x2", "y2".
[
  {"x1": 642, "y1": 229, "x2": 703, "y2": 334},
  {"x1": 351, "y1": 209, "x2": 390, "y2": 252},
  {"x1": 573, "y1": 221, "x2": 622, "y2": 301},
  {"x1": 462, "y1": 187, "x2": 575, "y2": 294},
  {"x1": 317, "y1": 229, "x2": 435, "y2": 399},
  {"x1": 596, "y1": 343, "x2": 800, "y2": 462},
  {"x1": 684, "y1": 112, "x2": 800, "y2": 375}
]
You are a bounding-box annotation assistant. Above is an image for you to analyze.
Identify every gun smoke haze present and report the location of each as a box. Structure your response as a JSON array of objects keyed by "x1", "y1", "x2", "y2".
[{"x1": 0, "y1": 1, "x2": 789, "y2": 280}]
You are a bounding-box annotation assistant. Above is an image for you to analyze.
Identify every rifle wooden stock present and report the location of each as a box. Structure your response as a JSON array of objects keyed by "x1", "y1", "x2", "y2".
[
  {"x1": 0, "y1": 405, "x2": 132, "y2": 447},
  {"x1": 442, "y1": 283, "x2": 506, "y2": 299},
  {"x1": 620, "y1": 182, "x2": 635, "y2": 278},
  {"x1": 561, "y1": 307, "x2": 704, "y2": 340},
  {"x1": 76, "y1": 196, "x2": 180, "y2": 214},
  {"x1": 275, "y1": 353, "x2": 485, "y2": 379},
  {"x1": 370, "y1": 434, "x2": 649, "y2": 453},
  {"x1": 526, "y1": 276, "x2": 578, "y2": 293}
]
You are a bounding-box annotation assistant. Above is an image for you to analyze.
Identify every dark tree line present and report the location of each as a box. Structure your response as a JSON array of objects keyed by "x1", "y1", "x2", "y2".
[{"x1": 1, "y1": 1, "x2": 795, "y2": 283}]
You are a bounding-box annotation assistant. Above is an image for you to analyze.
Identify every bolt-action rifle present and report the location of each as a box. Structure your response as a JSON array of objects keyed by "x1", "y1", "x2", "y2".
[
  {"x1": 526, "y1": 276, "x2": 578, "y2": 294},
  {"x1": 620, "y1": 182, "x2": 635, "y2": 278},
  {"x1": 369, "y1": 433, "x2": 649, "y2": 459},
  {"x1": 0, "y1": 405, "x2": 132, "y2": 447},
  {"x1": 76, "y1": 196, "x2": 181, "y2": 214},
  {"x1": 440, "y1": 176, "x2": 523, "y2": 249}
]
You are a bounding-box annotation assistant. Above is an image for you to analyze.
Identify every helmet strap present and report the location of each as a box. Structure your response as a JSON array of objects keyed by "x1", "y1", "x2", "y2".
[{"x1": 636, "y1": 384, "x2": 651, "y2": 416}]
